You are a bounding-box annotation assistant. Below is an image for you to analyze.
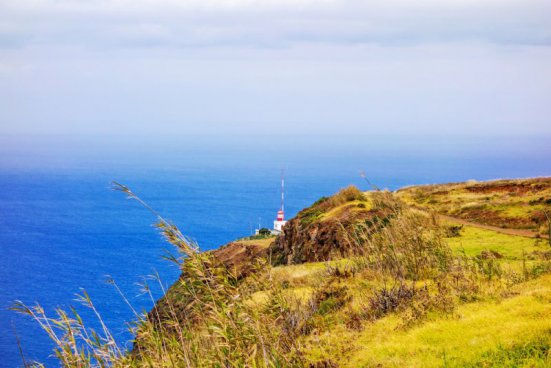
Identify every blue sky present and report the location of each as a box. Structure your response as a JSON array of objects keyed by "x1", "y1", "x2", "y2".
[{"x1": 0, "y1": 0, "x2": 550, "y2": 144}]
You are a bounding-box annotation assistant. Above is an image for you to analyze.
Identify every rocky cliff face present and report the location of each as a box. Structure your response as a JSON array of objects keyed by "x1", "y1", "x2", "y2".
[
  {"x1": 211, "y1": 238, "x2": 272, "y2": 278},
  {"x1": 269, "y1": 207, "x2": 392, "y2": 265},
  {"x1": 269, "y1": 186, "x2": 394, "y2": 265}
]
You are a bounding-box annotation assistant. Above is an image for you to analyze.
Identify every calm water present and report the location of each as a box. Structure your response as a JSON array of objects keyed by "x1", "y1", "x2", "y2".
[{"x1": 1, "y1": 153, "x2": 549, "y2": 367}]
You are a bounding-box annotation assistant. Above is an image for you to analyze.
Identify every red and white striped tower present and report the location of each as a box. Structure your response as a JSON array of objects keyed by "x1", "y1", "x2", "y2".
[{"x1": 274, "y1": 170, "x2": 287, "y2": 232}]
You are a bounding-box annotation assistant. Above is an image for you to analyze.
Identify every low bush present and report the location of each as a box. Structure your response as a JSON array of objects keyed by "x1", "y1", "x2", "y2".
[
  {"x1": 445, "y1": 224, "x2": 463, "y2": 237},
  {"x1": 299, "y1": 207, "x2": 326, "y2": 225},
  {"x1": 366, "y1": 283, "x2": 416, "y2": 319},
  {"x1": 311, "y1": 283, "x2": 351, "y2": 316}
]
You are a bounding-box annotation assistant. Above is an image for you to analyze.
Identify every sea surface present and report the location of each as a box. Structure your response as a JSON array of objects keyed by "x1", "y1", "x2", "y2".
[{"x1": 1, "y1": 150, "x2": 549, "y2": 367}]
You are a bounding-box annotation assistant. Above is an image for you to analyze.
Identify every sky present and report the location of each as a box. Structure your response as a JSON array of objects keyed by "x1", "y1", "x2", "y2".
[{"x1": 0, "y1": 0, "x2": 550, "y2": 156}]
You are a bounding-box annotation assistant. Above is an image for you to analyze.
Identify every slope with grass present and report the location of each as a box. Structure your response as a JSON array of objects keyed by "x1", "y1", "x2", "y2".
[
  {"x1": 262, "y1": 214, "x2": 551, "y2": 367},
  {"x1": 345, "y1": 274, "x2": 551, "y2": 368},
  {"x1": 396, "y1": 177, "x2": 551, "y2": 236}
]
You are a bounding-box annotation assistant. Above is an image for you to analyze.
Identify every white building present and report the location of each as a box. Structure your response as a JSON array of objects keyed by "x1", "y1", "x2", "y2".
[{"x1": 273, "y1": 209, "x2": 287, "y2": 234}]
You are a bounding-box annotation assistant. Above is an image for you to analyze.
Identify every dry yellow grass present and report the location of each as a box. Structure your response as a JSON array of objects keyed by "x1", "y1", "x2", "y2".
[{"x1": 396, "y1": 177, "x2": 551, "y2": 234}]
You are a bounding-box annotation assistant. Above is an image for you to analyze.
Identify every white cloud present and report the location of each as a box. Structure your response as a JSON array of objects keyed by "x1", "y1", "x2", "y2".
[
  {"x1": 0, "y1": 0, "x2": 550, "y2": 139},
  {"x1": 0, "y1": 0, "x2": 550, "y2": 49}
]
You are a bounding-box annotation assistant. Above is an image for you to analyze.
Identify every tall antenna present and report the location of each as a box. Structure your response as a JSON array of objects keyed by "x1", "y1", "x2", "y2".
[{"x1": 281, "y1": 169, "x2": 285, "y2": 213}]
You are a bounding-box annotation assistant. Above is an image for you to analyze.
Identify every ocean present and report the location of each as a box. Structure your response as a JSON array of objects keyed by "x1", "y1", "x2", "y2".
[{"x1": 1, "y1": 146, "x2": 549, "y2": 367}]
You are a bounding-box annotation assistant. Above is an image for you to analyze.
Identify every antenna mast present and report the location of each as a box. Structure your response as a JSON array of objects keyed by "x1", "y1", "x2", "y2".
[{"x1": 281, "y1": 169, "x2": 285, "y2": 213}]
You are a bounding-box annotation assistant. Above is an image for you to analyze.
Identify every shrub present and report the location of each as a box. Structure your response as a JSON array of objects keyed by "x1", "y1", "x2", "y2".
[
  {"x1": 371, "y1": 190, "x2": 402, "y2": 212},
  {"x1": 365, "y1": 281, "x2": 456, "y2": 327},
  {"x1": 399, "y1": 281, "x2": 455, "y2": 329},
  {"x1": 445, "y1": 224, "x2": 463, "y2": 237},
  {"x1": 299, "y1": 207, "x2": 326, "y2": 225},
  {"x1": 325, "y1": 264, "x2": 355, "y2": 279},
  {"x1": 366, "y1": 283, "x2": 416, "y2": 319},
  {"x1": 327, "y1": 185, "x2": 366, "y2": 208},
  {"x1": 258, "y1": 227, "x2": 272, "y2": 236},
  {"x1": 474, "y1": 253, "x2": 503, "y2": 281},
  {"x1": 311, "y1": 282, "x2": 351, "y2": 316},
  {"x1": 312, "y1": 196, "x2": 329, "y2": 206}
]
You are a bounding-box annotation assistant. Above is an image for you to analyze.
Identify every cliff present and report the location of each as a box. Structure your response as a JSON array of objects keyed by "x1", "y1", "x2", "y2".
[{"x1": 132, "y1": 177, "x2": 551, "y2": 367}]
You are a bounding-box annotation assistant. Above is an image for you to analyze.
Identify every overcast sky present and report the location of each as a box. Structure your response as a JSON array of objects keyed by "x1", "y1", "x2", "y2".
[{"x1": 0, "y1": 0, "x2": 550, "y2": 141}]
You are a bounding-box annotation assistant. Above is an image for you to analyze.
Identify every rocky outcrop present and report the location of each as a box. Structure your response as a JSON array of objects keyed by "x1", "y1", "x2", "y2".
[
  {"x1": 211, "y1": 239, "x2": 272, "y2": 278},
  {"x1": 269, "y1": 187, "x2": 395, "y2": 265},
  {"x1": 269, "y1": 207, "x2": 392, "y2": 265}
]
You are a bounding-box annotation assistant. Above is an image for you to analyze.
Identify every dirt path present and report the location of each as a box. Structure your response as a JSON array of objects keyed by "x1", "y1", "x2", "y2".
[{"x1": 438, "y1": 214, "x2": 549, "y2": 239}]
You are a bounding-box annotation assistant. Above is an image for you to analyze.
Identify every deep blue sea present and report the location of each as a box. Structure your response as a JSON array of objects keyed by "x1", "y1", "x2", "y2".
[{"x1": 1, "y1": 141, "x2": 550, "y2": 367}]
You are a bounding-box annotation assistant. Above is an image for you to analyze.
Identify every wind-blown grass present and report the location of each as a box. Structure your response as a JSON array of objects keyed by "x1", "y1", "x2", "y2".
[{"x1": 12, "y1": 184, "x2": 551, "y2": 367}]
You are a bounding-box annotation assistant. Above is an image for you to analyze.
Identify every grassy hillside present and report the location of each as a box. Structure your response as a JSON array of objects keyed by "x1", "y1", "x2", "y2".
[
  {"x1": 15, "y1": 180, "x2": 551, "y2": 367},
  {"x1": 397, "y1": 177, "x2": 551, "y2": 236},
  {"x1": 273, "y1": 229, "x2": 551, "y2": 367}
]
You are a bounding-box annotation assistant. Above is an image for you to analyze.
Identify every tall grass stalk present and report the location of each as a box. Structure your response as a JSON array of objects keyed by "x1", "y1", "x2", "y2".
[{"x1": 13, "y1": 183, "x2": 304, "y2": 367}]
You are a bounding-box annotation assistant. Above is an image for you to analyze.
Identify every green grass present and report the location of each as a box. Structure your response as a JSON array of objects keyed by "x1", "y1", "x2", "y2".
[
  {"x1": 461, "y1": 338, "x2": 551, "y2": 368},
  {"x1": 319, "y1": 200, "x2": 372, "y2": 221},
  {"x1": 343, "y1": 275, "x2": 551, "y2": 368},
  {"x1": 275, "y1": 200, "x2": 551, "y2": 367},
  {"x1": 301, "y1": 280, "x2": 551, "y2": 367},
  {"x1": 297, "y1": 219, "x2": 551, "y2": 367},
  {"x1": 446, "y1": 224, "x2": 544, "y2": 260}
]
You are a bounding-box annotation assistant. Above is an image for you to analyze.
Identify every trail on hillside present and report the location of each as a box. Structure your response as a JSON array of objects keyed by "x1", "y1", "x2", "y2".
[{"x1": 438, "y1": 214, "x2": 549, "y2": 239}]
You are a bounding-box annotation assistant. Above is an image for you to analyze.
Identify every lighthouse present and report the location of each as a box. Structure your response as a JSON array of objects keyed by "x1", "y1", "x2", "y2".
[{"x1": 273, "y1": 172, "x2": 287, "y2": 234}]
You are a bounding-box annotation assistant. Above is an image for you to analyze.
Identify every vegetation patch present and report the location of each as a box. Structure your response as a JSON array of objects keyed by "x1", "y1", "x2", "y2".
[
  {"x1": 397, "y1": 177, "x2": 551, "y2": 235},
  {"x1": 461, "y1": 334, "x2": 551, "y2": 368},
  {"x1": 445, "y1": 224, "x2": 463, "y2": 237},
  {"x1": 297, "y1": 185, "x2": 369, "y2": 226}
]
